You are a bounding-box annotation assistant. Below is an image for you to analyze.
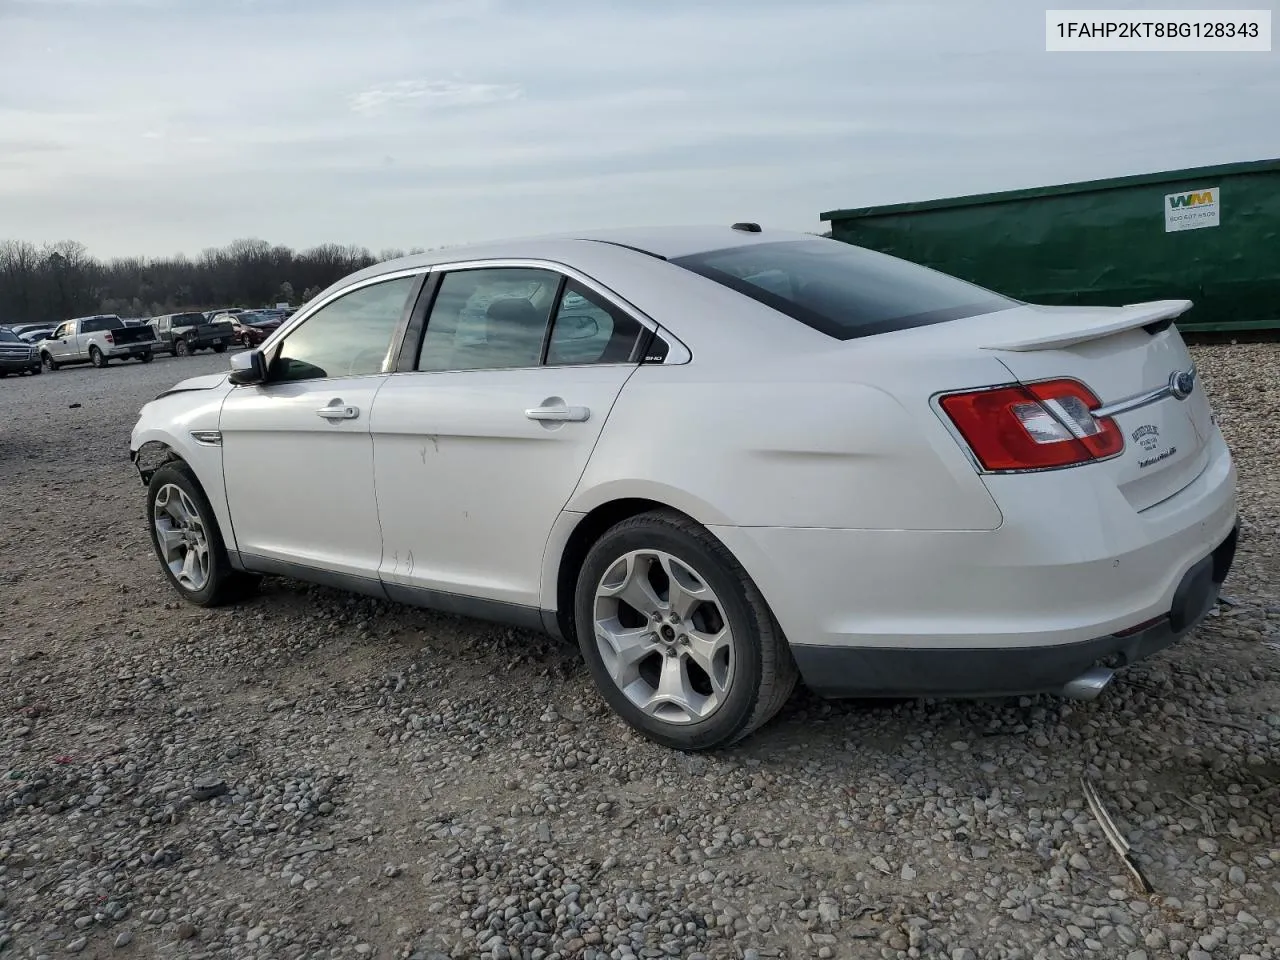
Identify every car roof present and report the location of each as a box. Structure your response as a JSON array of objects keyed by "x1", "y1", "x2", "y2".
[
  {"x1": 305, "y1": 225, "x2": 836, "y2": 362},
  {"x1": 337, "y1": 225, "x2": 812, "y2": 286}
]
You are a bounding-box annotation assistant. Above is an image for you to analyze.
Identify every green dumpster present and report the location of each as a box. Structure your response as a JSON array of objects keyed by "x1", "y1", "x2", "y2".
[{"x1": 820, "y1": 158, "x2": 1280, "y2": 333}]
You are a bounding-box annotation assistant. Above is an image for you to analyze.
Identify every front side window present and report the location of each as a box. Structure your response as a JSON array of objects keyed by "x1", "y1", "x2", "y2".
[
  {"x1": 671, "y1": 238, "x2": 1017, "y2": 341},
  {"x1": 272, "y1": 275, "x2": 416, "y2": 382},
  {"x1": 53, "y1": 323, "x2": 70, "y2": 339},
  {"x1": 418, "y1": 267, "x2": 561, "y2": 372},
  {"x1": 546, "y1": 281, "x2": 645, "y2": 366}
]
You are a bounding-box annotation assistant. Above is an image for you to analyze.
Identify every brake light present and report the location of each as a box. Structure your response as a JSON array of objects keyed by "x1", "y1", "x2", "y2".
[
  {"x1": 939, "y1": 378, "x2": 1123, "y2": 472},
  {"x1": 104, "y1": 331, "x2": 115, "y2": 344}
]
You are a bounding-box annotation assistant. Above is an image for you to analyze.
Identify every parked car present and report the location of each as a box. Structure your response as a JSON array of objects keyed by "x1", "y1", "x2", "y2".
[
  {"x1": 18, "y1": 326, "x2": 55, "y2": 344},
  {"x1": 8, "y1": 322, "x2": 53, "y2": 340},
  {"x1": 41, "y1": 314, "x2": 156, "y2": 369},
  {"x1": 220, "y1": 311, "x2": 283, "y2": 346},
  {"x1": 129, "y1": 225, "x2": 1238, "y2": 751},
  {"x1": 204, "y1": 307, "x2": 246, "y2": 321},
  {"x1": 150, "y1": 312, "x2": 236, "y2": 357},
  {"x1": 0, "y1": 326, "x2": 41, "y2": 376}
]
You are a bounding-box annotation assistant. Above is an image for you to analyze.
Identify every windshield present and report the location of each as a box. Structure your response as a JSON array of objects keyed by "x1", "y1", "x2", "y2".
[
  {"x1": 670, "y1": 238, "x2": 1017, "y2": 341},
  {"x1": 0, "y1": 329, "x2": 21, "y2": 343},
  {"x1": 172, "y1": 313, "x2": 206, "y2": 327}
]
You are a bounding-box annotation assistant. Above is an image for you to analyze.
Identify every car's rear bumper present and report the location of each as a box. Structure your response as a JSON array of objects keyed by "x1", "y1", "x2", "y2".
[
  {"x1": 710, "y1": 432, "x2": 1238, "y2": 699},
  {"x1": 106, "y1": 344, "x2": 152, "y2": 357},
  {"x1": 787, "y1": 524, "x2": 1236, "y2": 697}
]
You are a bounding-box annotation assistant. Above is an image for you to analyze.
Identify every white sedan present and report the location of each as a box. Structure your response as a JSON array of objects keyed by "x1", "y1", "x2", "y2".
[{"x1": 129, "y1": 225, "x2": 1238, "y2": 750}]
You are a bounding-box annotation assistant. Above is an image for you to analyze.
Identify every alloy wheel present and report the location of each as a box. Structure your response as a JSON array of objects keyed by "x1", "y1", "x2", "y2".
[
  {"x1": 592, "y1": 549, "x2": 735, "y2": 725},
  {"x1": 153, "y1": 483, "x2": 211, "y2": 591}
]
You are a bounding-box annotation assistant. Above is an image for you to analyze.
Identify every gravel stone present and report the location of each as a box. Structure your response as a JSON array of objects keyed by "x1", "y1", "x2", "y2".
[{"x1": 1, "y1": 345, "x2": 1278, "y2": 959}]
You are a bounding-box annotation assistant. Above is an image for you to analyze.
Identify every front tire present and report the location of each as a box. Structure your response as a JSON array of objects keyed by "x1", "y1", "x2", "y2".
[
  {"x1": 574, "y1": 510, "x2": 797, "y2": 751},
  {"x1": 147, "y1": 463, "x2": 257, "y2": 607},
  {"x1": 139, "y1": 352, "x2": 154, "y2": 363},
  {"x1": 42, "y1": 352, "x2": 59, "y2": 371},
  {"x1": 89, "y1": 346, "x2": 108, "y2": 367},
  {"x1": 173, "y1": 338, "x2": 190, "y2": 357}
]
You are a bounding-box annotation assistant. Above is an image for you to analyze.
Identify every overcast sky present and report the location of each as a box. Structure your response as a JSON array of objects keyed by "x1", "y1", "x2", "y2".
[{"x1": 0, "y1": 0, "x2": 1276, "y2": 259}]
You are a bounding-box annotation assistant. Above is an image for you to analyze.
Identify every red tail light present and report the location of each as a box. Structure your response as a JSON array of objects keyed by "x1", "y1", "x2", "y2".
[
  {"x1": 939, "y1": 379, "x2": 1123, "y2": 472},
  {"x1": 104, "y1": 331, "x2": 115, "y2": 344}
]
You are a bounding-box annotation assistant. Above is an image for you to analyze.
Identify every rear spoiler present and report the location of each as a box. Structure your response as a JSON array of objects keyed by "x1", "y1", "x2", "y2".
[{"x1": 981, "y1": 300, "x2": 1193, "y2": 352}]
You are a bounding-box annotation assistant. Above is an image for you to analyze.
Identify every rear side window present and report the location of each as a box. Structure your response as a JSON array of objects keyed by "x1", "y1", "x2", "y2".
[
  {"x1": 82, "y1": 316, "x2": 124, "y2": 333},
  {"x1": 418, "y1": 267, "x2": 561, "y2": 372},
  {"x1": 546, "y1": 281, "x2": 645, "y2": 366},
  {"x1": 670, "y1": 239, "x2": 1017, "y2": 340}
]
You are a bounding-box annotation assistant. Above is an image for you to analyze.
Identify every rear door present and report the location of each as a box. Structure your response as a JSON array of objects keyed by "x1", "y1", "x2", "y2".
[{"x1": 370, "y1": 266, "x2": 646, "y2": 609}]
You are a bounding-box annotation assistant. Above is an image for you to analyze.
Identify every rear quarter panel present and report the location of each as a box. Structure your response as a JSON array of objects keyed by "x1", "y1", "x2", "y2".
[{"x1": 567, "y1": 355, "x2": 1006, "y2": 531}]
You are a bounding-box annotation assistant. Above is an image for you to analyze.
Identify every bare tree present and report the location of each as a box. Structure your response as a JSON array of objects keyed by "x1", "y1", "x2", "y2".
[{"x1": 0, "y1": 236, "x2": 390, "y2": 323}]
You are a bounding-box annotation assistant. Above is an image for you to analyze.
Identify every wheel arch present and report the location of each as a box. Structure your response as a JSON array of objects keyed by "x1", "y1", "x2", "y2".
[
  {"x1": 545, "y1": 492, "x2": 737, "y2": 644},
  {"x1": 131, "y1": 426, "x2": 239, "y2": 557}
]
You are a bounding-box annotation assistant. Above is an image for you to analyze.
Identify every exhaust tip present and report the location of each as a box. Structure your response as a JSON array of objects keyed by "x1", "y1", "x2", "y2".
[{"x1": 1060, "y1": 666, "x2": 1115, "y2": 701}]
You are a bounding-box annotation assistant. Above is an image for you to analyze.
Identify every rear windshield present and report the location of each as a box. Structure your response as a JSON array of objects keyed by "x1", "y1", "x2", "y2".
[
  {"x1": 670, "y1": 238, "x2": 1017, "y2": 340},
  {"x1": 172, "y1": 313, "x2": 206, "y2": 326},
  {"x1": 81, "y1": 316, "x2": 124, "y2": 333}
]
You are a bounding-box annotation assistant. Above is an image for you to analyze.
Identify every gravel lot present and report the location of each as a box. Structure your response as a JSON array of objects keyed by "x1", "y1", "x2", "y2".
[{"x1": 2, "y1": 343, "x2": 1278, "y2": 960}]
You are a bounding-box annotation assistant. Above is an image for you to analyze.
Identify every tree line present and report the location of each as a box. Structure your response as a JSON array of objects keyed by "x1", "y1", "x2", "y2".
[{"x1": 0, "y1": 238, "x2": 431, "y2": 325}]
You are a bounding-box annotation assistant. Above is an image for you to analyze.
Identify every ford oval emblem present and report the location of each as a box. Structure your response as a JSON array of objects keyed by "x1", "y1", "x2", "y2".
[{"x1": 1168, "y1": 368, "x2": 1196, "y2": 401}]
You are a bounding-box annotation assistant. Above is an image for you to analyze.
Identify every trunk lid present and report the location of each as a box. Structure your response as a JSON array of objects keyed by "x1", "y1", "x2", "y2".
[{"x1": 925, "y1": 300, "x2": 1211, "y2": 511}]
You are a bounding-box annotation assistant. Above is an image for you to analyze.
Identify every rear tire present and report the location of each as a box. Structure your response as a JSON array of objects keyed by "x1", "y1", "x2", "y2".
[
  {"x1": 213, "y1": 343, "x2": 228, "y2": 354},
  {"x1": 574, "y1": 510, "x2": 798, "y2": 751},
  {"x1": 89, "y1": 346, "x2": 107, "y2": 367},
  {"x1": 147, "y1": 462, "x2": 258, "y2": 607},
  {"x1": 41, "y1": 352, "x2": 58, "y2": 371},
  {"x1": 139, "y1": 353, "x2": 154, "y2": 363}
]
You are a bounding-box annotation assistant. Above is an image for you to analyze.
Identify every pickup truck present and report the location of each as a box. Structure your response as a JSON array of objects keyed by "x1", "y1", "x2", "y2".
[
  {"x1": 39, "y1": 314, "x2": 156, "y2": 369},
  {"x1": 150, "y1": 312, "x2": 236, "y2": 357}
]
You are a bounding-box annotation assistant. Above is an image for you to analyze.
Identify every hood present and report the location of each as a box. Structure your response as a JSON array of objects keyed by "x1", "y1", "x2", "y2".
[{"x1": 155, "y1": 372, "x2": 230, "y2": 399}]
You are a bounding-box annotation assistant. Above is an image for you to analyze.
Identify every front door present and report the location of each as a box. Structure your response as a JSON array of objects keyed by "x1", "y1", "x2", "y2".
[
  {"x1": 371, "y1": 267, "x2": 645, "y2": 610},
  {"x1": 47, "y1": 322, "x2": 75, "y2": 362},
  {"x1": 220, "y1": 273, "x2": 421, "y2": 584}
]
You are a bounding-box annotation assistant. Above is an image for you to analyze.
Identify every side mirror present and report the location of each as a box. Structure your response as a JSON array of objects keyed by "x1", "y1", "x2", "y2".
[{"x1": 229, "y1": 349, "x2": 267, "y2": 386}]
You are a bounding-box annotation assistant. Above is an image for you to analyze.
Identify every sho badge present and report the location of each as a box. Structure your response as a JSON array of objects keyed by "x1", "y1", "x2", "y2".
[{"x1": 1131, "y1": 423, "x2": 1159, "y2": 451}]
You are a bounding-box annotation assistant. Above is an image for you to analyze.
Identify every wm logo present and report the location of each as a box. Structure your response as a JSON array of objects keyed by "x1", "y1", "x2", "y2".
[{"x1": 1169, "y1": 191, "x2": 1214, "y2": 209}]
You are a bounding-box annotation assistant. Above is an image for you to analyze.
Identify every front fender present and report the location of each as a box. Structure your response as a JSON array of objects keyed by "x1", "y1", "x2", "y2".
[{"x1": 130, "y1": 384, "x2": 236, "y2": 553}]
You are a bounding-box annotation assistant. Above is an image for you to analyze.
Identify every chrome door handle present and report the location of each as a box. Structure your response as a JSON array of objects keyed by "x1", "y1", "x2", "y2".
[
  {"x1": 316, "y1": 403, "x2": 359, "y2": 420},
  {"x1": 525, "y1": 404, "x2": 590, "y2": 423}
]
